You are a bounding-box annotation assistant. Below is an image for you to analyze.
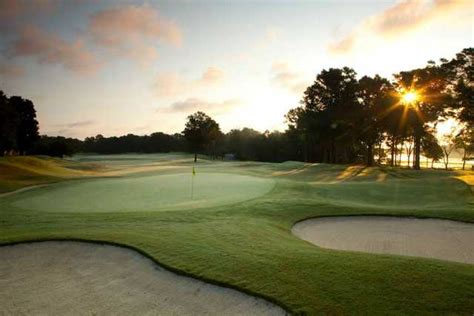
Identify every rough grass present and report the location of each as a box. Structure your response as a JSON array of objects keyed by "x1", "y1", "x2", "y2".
[
  {"x1": 1, "y1": 154, "x2": 473, "y2": 314},
  {"x1": 0, "y1": 156, "x2": 102, "y2": 193}
]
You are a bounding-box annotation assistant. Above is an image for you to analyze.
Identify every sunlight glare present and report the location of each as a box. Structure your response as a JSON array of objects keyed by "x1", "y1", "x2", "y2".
[{"x1": 401, "y1": 91, "x2": 418, "y2": 105}]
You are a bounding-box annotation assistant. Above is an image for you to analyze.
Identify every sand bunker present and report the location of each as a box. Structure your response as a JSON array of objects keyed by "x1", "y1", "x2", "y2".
[
  {"x1": 293, "y1": 216, "x2": 474, "y2": 264},
  {"x1": 0, "y1": 241, "x2": 286, "y2": 315}
]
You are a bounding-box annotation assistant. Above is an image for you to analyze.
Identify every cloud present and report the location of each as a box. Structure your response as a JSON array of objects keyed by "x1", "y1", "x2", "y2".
[
  {"x1": 0, "y1": 0, "x2": 55, "y2": 21},
  {"x1": 49, "y1": 120, "x2": 96, "y2": 137},
  {"x1": 8, "y1": 25, "x2": 100, "y2": 74},
  {"x1": 270, "y1": 62, "x2": 308, "y2": 95},
  {"x1": 153, "y1": 67, "x2": 225, "y2": 97},
  {"x1": 153, "y1": 72, "x2": 183, "y2": 97},
  {"x1": 132, "y1": 124, "x2": 151, "y2": 132},
  {"x1": 329, "y1": 0, "x2": 471, "y2": 54},
  {"x1": 58, "y1": 120, "x2": 96, "y2": 129},
  {"x1": 229, "y1": 27, "x2": 281, "y2": 62},
  {"x1": 89, "y1": 4, "x2": 182, "y2": 64},
  {"x1": 158, "y1": 98, "x2": 240, "y2": 114},
  {"x1": 0, "y1": 63, "x2": 24, "y2": 78},
  {"x1": 200, "y1": 67, "x2": 225, "y2": 84},
  {"x1": 0, "y1": 0, "x2": 26, "y2": 20}
]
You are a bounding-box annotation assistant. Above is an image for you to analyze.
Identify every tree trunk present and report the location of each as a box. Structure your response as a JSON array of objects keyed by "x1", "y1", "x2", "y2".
[
  {"x1": 332, "y1": 142, "x2": 336, "y2": 164},
  {"x1": 377, "y1": 143, "x2": 382, "y2": 164},
  {"x1": 390, "y1": 146, "x2": 394, "y2": 166},
  {"x1": 431, "y1": 159, "x2": 434, "y2": 168},
  {"x1": 390, "y1": 137, "x2": 395, "y2": 166},
  {"x1": 406, "y1": 142, "x2": 413, "y2": 168},
  {"x1": 306, "y1": 144, "x2": 310, "y2": 162},
  {"x1": 413, "y1": 133, "x2": 421, "y2": 170},
  {"x1": 462, "y1": 150, "x2": 466, "y2": 170},
  {"x1": 194, "y1": 152, "x2": 197, "y2": 162},
  {"x1": 367, "y1": 143, "x2": 374, "y2": 167},
  {"x1": 398, "y1": 144, "x2": 402, "y2": 167},
  {"x1": 443, "y1": 149, "x2": 449, "y2": 170}
]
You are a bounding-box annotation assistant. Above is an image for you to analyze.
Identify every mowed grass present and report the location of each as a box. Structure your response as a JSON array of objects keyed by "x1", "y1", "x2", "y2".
[
  {"x1": 1, "y1": 154, "x2": 473, "y2": 314},
  {"x1": 12, "y1": 173, "x2": 274, "y2": 213}
]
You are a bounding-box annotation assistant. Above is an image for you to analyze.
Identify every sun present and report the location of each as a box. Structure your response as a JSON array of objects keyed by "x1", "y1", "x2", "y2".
[{"x1": 401, "y1": 91, "x2": 418, "y2": 104}]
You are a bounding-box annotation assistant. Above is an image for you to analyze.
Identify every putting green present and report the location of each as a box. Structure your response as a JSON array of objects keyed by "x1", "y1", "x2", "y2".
[{"x1": 12, "y1": 173, "x2": 274, "y2": 213}]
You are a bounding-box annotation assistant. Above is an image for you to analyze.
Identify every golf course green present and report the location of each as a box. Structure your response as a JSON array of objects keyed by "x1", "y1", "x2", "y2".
[
  {"x1": 12, "y1": 173, "x2": 274, "y2": 213},
  {"x1": 1, "y1": 154, "x2": 473, "y2": 314}
]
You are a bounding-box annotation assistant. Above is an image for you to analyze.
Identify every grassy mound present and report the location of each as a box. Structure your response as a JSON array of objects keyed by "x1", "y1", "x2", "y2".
[{"x1": 0, "y1": 156, "x2": 100, "y2": 193}]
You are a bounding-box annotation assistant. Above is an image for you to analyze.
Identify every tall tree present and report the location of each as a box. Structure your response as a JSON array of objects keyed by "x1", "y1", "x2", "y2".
[
  {"x1": 421, "y1": 132, "x2": 443, "y2": 168},
  {"x1": 442, "y1": 48, "x2": 473, "y2": 129},
  {"x1": 290, "y1": 67, "x2": 360, "y2": 163},
  {"x1": 455, "y1": 128, "x2": 474, "y2": 170},
  {"x1": 182, "y1": 111, "x2": 222, "y2": 162},
  {"x1": 394, "y1": 64, "x2": 452, "y2": 170},
  {"x1": 440, "y1": 132, "x2": 457, "y2": 170},
  {"x1": 0, "y1": 91, "x2": 18, "y2": 155},
  {"x1": 357, "y1": 75, "x2": 392, "y2": 166},
  {"x1": 9, "y1": 96, "x2": 40, "y2": 155},
  {"x1": 379, "y1": 96, "x2": 407, "y2": 167}
]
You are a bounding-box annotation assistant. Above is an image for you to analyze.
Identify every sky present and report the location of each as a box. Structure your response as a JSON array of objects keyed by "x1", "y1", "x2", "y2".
[{"x1": 0, "y1": 0, "x2": 472, "y2": 139}]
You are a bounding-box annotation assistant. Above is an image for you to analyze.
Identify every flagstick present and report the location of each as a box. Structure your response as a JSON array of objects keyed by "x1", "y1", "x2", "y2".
[
  {"x1": 191, "y1": 165, "x2": 195, "y2": 199},
  {"x1": 191, "y1": 174, "x2": 194, "y2": 199}
]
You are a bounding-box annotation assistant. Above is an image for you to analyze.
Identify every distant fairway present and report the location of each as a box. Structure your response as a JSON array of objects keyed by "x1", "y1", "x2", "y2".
[{"x1": 12, "y1": 173, "x2": 274, "y2": 213}]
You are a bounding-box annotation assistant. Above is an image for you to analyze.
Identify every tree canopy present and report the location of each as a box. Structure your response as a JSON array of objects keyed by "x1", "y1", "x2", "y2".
[
  {"x1": 0, "y1": 92, "x2": 39, "y2": 155},
  {"x1": 182, "y1": 111, "x2": 222, "y2": 162}
]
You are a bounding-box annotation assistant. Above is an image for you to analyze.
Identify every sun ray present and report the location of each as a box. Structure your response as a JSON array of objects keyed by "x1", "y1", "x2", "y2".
[{"x1": 402, "y1": 91, "x2": 418, "y2": 104}]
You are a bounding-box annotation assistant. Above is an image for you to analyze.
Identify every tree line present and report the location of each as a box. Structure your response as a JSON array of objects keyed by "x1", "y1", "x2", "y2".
[
  {"x1": 0, "y1": 48, "x2": 472, "y2": 169},
  {"x1": 180, "y1": 48, "x2": 473, "y2": 169},
  {"x1": 285, "y1": 48, "x2": 473, "y2": 169}
]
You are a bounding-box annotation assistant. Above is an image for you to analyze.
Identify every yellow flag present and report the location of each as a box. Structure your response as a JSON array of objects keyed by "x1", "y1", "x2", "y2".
[{"x1": 192, "y1": 166, "x2": 196, "y2": 176}]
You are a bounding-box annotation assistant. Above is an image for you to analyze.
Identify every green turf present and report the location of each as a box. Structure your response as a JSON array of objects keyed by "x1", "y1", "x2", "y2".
[
  {"x1": 1, "y1": 154, "x2": 473, "y2": 314},
  {"x1": 12, "y1": 173, "x2": 274, "y2": 213}
]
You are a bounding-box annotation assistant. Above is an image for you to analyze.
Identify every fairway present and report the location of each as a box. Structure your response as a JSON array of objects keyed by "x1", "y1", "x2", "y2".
[
  {"x1": 11, "y1": 172, "x2": 274, "y2": 213},
  {"x1": 311, "y1": 178, "x2": 472, "y2": 210},
  {"x1": 1, "y1": 155, "x2": 473, "y2": 314}
]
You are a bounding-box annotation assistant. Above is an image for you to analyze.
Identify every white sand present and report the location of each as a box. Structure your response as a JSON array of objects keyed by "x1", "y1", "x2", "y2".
[
  {"x1": 0, "y1": 241, "x2": 286, "y2": 315},
  {"x1": 293, "y1": 216, "x2": 474, "y2": 264}
]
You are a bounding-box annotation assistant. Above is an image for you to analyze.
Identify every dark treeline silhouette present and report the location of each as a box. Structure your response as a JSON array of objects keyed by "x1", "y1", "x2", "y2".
[
  {"x1": 34, "y1": 136, "x2": 83, "y2": 157},
  {"x1": 221, "y1": 128, "x2": 301, "y2": 162},
  {"x1": 1, "y1": 48, "x2": 472, "y2": 168},
  {"x1": 0, "y1": 91, "x2": 40, "y2": 155},
  {"x1": 82, "y1": 133, "x2": 186, "y2": 154},
  {"x1": 286, "y1": 48, "x2": 473, "y2": 169}
]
